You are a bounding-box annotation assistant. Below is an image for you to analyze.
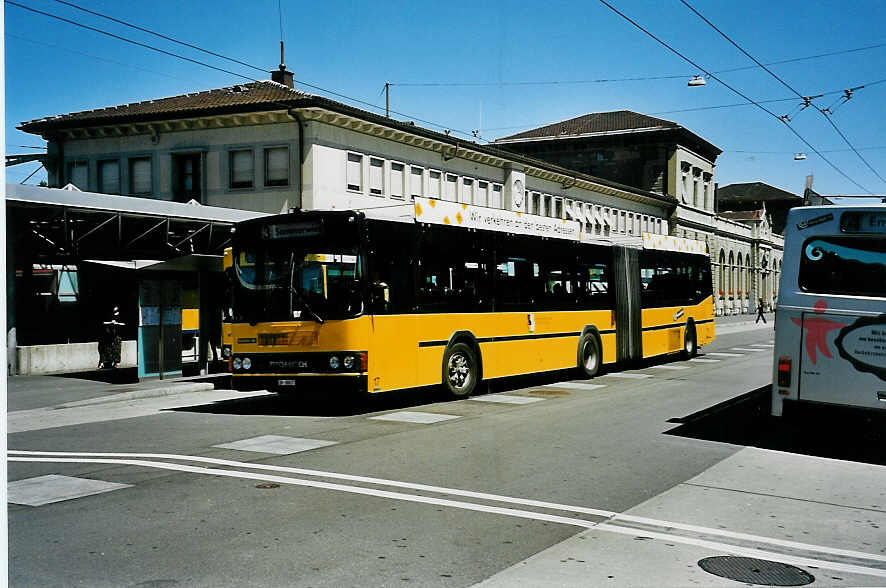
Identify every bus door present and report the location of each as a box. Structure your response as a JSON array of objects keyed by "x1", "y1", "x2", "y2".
[{"x1": 613, "y1": 245, "x2": 642, "y2": 362}]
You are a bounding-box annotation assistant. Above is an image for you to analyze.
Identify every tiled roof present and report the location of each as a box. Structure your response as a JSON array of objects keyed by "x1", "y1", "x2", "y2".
[
  {"x1": 496, "y1": 110, "x2": 680, "y2": 141},
  {"x1": 717, "y1": 182, "x2": 802, "y2": 202},
  {"x1": 19, "y1": 81, "x2": 310, "y2": 132}
]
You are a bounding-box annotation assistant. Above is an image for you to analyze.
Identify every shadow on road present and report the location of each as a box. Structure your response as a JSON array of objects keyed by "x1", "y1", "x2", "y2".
[
  {"x1": 666, "y1": 385, "x2": 886, "y2": 467},
  {"x1": 168, "y1": 368, "x2": 597, "y2": 417}
]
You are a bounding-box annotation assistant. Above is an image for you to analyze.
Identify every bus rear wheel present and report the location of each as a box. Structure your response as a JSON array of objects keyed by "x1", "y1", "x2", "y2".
[
  {"x1": 682, "y1": 322, "x2": 697, "y2": 359},
  {"x1": 443, "y1": 342, "x2": 478, "y2": 399},
  {"x1": 577, "y1": 333, "x2": 601, "y2": 378}
]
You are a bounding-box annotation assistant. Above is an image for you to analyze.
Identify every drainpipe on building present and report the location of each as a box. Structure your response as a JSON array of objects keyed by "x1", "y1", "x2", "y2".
[{"x1": 287, "y1": 109, "x2": 305, "y2": 210}]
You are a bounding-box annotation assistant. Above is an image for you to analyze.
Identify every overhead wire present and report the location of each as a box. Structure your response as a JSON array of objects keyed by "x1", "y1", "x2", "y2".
[
  {"x1": 678, "y1": 0, "x2": 886, "y2": 185},
  {"x1": 6, "y1": 32, "x2": 191, "y2": 81},
  {"x1": 389, "y1": 42, "x2": 886, "y2": 88},
  {"x1": 597, "y1": 0, "x2": 871, "y2": 194},
  {"x1": 6, "y1": 0, "x2": 483, "y2": 143}
]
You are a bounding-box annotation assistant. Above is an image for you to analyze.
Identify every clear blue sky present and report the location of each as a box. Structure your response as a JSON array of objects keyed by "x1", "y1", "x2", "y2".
[{"x1": 5, "y1": 0, "x2": 886, "y2": 197}]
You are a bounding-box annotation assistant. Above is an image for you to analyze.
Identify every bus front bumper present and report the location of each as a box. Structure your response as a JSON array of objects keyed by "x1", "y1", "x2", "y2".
[{"x1": 232, "y1": 373, "x2": 368, "y2": 394}]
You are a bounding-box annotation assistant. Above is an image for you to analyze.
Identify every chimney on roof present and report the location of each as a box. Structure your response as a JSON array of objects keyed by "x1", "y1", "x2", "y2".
[{"x1": 271, "y1": 41, "x2": 294, "y2": 88}]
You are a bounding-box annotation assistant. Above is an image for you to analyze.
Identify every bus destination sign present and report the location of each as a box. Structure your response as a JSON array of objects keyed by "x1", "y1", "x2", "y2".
[
  {"x1": 263, "y1": 221, "x2": 324, "y2": 240},
  {"x1": 840, "y1": 211, "x2": 886, "y2": 234}
]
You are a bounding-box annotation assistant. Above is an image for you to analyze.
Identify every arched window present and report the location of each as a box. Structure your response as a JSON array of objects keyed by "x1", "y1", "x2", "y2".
[
  {"x1": 727, "y1": 251, "x2": 735, "y2": 298},
  {"x1": 737, "y1": 254, "x2": 744, "y2": 299},
  {"x1": 745, "y1": 253, "x2": 752, "y2": 296},
  {"x1": 718, "y1": 249, "x2": 726, "y2": 297}
]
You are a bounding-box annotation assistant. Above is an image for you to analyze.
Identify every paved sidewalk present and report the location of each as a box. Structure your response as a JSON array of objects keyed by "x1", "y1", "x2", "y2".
[
  {"x1": 474, "y1": 447, "x2": 886, "y2": 587},
  {"x1": 7, "y1": 371, "x2": 231, "y2": 413}
]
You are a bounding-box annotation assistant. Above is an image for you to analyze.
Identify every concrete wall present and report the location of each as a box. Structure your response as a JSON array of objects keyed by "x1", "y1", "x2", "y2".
[{"x1": 16, "y1": 340, "x2": 137, "y2": 375}]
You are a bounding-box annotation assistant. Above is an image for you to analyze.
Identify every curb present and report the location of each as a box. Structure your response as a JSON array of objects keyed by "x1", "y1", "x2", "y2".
[{"x1": 55, "y1": 382, "x2": 215, "y2": 409}]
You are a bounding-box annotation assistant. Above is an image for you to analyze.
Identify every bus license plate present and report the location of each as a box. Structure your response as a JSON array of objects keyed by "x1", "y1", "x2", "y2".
[{"x1": 278, "y1": 379, "x2": 297, "y2": 387}]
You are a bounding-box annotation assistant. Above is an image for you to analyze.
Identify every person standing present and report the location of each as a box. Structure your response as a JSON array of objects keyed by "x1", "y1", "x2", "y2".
[{"x1": 755, "y1": 298, "x2": 767, "y2": 324}]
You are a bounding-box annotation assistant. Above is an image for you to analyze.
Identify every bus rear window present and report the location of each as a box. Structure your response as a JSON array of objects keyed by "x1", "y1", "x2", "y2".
[{"x1": 799, "y1": 236, "x2": 886, "y2": 297}]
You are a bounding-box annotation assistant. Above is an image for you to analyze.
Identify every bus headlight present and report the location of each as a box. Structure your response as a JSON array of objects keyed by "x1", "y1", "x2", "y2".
[
  {"x1": 242, "y1": 357, "x2": 252, "y2": 370},
  {"x1": 343, "y1": 355, "x2": 354, "y2": 369},
  {"x1": 232, "y1": 357, "x2": 242, "y2": 370},
  {"x1": 329, "y1": 356, "x2": 340, "y2": 369},
  {"x1": 222, "y1": 345, "x2": 232, "y2": 359}
]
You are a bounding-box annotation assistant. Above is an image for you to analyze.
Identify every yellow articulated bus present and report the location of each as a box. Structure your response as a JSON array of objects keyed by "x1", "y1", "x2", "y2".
[{"x1": 229, "y1": 197, "x2": 714, "y2": 397}]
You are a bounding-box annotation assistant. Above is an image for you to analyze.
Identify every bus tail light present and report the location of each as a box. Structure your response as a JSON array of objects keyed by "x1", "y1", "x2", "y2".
[
  {"x1": 777, "y1": 356, "x2": 792, "y2": 388},
  {"x1": 358, "y1": 352, "x2": 368, "y2": 372}
]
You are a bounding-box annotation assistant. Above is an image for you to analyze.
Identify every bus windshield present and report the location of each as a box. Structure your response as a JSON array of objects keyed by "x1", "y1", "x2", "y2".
[{"x1": 234, "y1": 247, "x2": 363, "y2": 321}]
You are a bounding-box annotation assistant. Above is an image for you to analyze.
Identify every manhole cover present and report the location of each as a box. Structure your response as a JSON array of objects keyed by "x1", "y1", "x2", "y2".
[{"x1": 698, "y1": 556, "x2": 814, "y2": 586}]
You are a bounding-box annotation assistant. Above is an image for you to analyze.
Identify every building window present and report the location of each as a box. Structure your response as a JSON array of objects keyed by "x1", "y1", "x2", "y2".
[
  {"x1": 347, "y1": 152, "x2": 363, "y2": 192},
  {"x1": 553, "y1": 198, "x2": 563, "y2": 219},
  {"x1": 491, "y1": 183, "x2": 503, "y2": 208},
  {"x1": 428, "y1": 170, "x2": 442, "y2": 199},
  {"x1": 129, "y1": 157, "x2": 152, "y2": 195},
  {"x1": 476, "y1": 181, "x2": 489, "y2": 207},
  {"x1": 230, "y1": 150, "x2": 253, "y2": 190},
  {"x1": 98, "y1": 159, "x2": 120, "y2": 194},
  {"x1": 411, "y1": 166, "x2": 424, "y2": 198},
  {"x1": 264, "y1": 147, "x2": 289, "y2": 187},
  {"x1": 619, "y1": 210, "x2": 626, "y2": 233},
  {"x1": 67, "y1": 160, "x2": 88, "y2": 190},
  {"x1": 369, "y1": 157, "x2": 384, "y2": 196},
  {"x1": 461, "y1": 178, "x2": 474, "y2": 204},
  {"x1": 390, "y1": 162, "x2": 405, "y2": 199},
  {"x1": 444, "y1": 173, "x2": 457, "y2": 201},
  {"x1": 530, "y1": 192, "x2": 541, "y2": 215}
]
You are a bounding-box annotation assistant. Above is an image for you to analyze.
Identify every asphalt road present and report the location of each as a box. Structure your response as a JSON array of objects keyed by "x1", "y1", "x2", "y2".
[{"x1": 8, "y1": 325, "x2": 886, "y2": 587}]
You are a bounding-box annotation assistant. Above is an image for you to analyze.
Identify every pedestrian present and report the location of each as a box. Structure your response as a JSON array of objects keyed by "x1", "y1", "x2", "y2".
[
  {"x1": 98, "y1": 306, "x2": 124, "y2": 368},
  {"x1": 755, "y1": 298, "x2": 767, "y2": 324}
]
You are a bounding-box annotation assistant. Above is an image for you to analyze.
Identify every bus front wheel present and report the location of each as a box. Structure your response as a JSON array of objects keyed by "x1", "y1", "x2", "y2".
[
  {"x1": 682, "y1": 322, "x2": 697, "y2": 359},
  {"x1": 443, "y1": 342, "x2": 478, "y2": 399},
  {"x1": 577, "y1": 333, "x2": 601, "y2": 378}
]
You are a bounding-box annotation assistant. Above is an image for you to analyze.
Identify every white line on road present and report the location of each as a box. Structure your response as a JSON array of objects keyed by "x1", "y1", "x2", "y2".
[
  {"x1": 752, "y1": 344, "x2": 775, "y2": 348},
  {"x1": 704, "y1": 352, "x2": 743, "y2": 358},
  {"x1": 690, "y1": 358, "x2": 720, "y2": 363},
  {"x1": 646, "y1": 365, "x2": 689, "y2": 371},
  {"x1": 731, "y1": 347, "x2": 767, "y2": 352},
  {"x1": 602, "y1": 373, "x2": 653, "y2": 379},
  {"x1": 9, "y1": 450, "x2": 886, "y2": 576}
]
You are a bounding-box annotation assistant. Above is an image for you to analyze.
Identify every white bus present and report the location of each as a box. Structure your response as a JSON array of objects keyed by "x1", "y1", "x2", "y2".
[{"x1": 772, "y1": 204, "x2": 886, "y2": 416}]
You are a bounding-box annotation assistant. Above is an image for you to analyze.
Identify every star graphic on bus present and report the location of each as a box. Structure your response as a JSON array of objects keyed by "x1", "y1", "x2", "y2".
[{"x1": 791, "y1": 299, "x2": 847, "y2": 365}]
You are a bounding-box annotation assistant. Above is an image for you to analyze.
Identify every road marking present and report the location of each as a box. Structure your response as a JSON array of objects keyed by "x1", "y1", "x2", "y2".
[
  {"x1": 646, "y1": 365, "x2": 689, "y2": 371},
  {"x1": 602, "y1": 373, "x2": 653, "y2": 379},
  {"x1": 471, "y1": 394, "x2": 544, "y2": 405},
  {"x1": 690, "y1": 358, "x2": 720, "y2": 363},
  {"x1": 9, "y1": 452, "x2": 886, "y2": 578},
  {"x1": 369, "y1": 411, "x2": 461, "y2": 424},
  {"x1": 704, "y1": 352, "x2": 743, "y2": 357},
  {"x1": 752, "y1": 344, "x2": 775, "y2": 348},
  {"x1": 731, "y1": 347, "x2": 767, "y2": 352},
  {"x1": 8, "y1": 474, "x2": 131, "y2": 506},
  {"x1": 542, "y1": 382, "x2": 606, "y2": 391},
  {"x1": 213, "y1": 435, "x2": 337, "y2": 455}
]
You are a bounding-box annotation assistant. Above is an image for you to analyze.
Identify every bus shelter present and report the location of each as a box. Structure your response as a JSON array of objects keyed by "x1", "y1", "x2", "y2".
[{"x1": 5, "y1": 183, "x2": 264, "y2": 377}]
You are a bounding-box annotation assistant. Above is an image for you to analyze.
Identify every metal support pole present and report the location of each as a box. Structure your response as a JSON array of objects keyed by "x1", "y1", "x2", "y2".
[{"x1": 385, "y1": 82, "x2": 390, "y2": 118}]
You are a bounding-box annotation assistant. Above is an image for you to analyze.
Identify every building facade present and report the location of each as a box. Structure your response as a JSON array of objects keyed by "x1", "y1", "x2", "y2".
[{"x1": 20, "y1": 74, "x2": 675, "y2": 245}]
